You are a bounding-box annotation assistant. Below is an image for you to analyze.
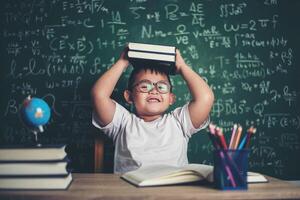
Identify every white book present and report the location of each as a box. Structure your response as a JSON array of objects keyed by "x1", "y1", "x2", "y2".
[
  {"x1": 121, "y1": 164, "x2": 268, "y2": 187},
  {"x1": 0, "y1": 173, "x2": 72, "y2": 190},
  {"x1": 0, "y1": 145, "x2": 66, "y2": 162},
  {"x1": 127, "y1": 42, "x2": 176, "y2": 74},
  {"x1": 0, "y1": 161, "x2": 69, "y2": 176},
  {"x1": 247, "y1": 171, "x2": 268, "y2": 183},
  {"x1": 128, "y1": 42, "x2": 176, "y2": 54},
  {"x1": 128, "y1": 51, "x2": 175, "y2": 62}
]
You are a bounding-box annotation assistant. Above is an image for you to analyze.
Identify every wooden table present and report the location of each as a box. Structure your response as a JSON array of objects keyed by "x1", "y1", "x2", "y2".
[{"x1": 1, "y1": 173, "x2": 300, "y2": 200}]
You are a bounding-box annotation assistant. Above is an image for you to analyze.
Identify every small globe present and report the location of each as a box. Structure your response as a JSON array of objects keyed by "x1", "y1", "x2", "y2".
[{"x1": 21, "y1": 96, "x2": 51, "y2": 132}]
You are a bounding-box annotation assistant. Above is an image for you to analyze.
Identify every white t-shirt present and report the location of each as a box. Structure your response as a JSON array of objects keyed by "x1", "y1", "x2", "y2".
[{"x1": 92, "y1": 102, "x2": 209, "y2": 174}]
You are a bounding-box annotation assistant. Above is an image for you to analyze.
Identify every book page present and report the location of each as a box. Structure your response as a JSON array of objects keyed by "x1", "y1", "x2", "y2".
[
  {"x1": 122, "y1": 165, "x2": 184, "y2": 183},
  {"x1": 247, "y1": 172, "x2": 268, "y2": 183},
  {"x1": 121, "y1": 164, "x2": 214, "y2": 186}
]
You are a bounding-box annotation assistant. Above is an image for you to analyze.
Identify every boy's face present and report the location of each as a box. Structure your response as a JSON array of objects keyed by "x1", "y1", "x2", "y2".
[{"x1": 124, "y1": 69, "x2": 175, "y2": 120}]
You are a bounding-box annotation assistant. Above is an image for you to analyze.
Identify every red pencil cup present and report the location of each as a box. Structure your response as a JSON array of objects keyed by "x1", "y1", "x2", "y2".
[{"x1": 213, "y1": 149, "x2": 249, "y2": 190}]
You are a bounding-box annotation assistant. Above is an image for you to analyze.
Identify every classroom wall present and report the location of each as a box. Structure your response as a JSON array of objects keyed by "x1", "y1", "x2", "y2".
[{"x1": 0, "y1": 0, "x2": 299, "y2": 179}]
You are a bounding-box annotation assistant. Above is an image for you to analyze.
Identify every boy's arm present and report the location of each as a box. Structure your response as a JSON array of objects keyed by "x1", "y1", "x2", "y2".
[
  {"x1": 176, "y1": 50, "x2": 214, "y2": 128},
  {"x1": 91, "y1": 49, "x2": 129, "y2": 126}
]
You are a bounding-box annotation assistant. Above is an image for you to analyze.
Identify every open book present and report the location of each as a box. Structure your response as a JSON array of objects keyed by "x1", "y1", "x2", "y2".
[{"x1": 121, "y1": 164, "x2": 267, "y2": 187}]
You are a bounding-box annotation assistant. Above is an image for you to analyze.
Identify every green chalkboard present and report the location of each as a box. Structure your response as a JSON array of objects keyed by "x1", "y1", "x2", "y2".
[{"x1": 0, "y1": 0, "x2": 299, "y2": 179}]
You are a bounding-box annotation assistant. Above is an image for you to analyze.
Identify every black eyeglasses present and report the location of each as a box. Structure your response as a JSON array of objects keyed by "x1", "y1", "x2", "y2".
[{"x1": 132, "y1": 79, "x2": 171, "y2": 94}]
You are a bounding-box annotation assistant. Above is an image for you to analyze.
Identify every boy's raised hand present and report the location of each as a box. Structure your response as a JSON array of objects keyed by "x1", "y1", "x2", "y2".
[
  {"x1": 174, "y1": 48, "x2": 214, "y2": 129},
  {"x1": 91, "y1": 46, "x2": 130, "y2": 126},
  {"x1": 175, "y1": 49, "x2": 187, "y2": 74},
  {"x1": 118, "y1": 46, "x2": 130, "y2": 66}
]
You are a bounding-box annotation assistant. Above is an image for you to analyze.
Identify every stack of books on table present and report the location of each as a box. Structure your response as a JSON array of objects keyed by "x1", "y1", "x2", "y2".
[
  {"x1": 0, "y1": 144, "x2": 72, "y2": 190},
  {"x1": 127, "y1": 42, "x2": 177, "y2": 74}
]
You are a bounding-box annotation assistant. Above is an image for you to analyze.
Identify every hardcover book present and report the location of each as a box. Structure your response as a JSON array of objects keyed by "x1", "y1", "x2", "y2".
[
  {"x1": 0, "y1": 160, "x2": 69, "y2": 176},
  {"x1": 128, "y1": 42, "x2": 176, "y2": 75},
  {"x1": 0, "y1": 145, "x2": 67, "y2": 162},
  {"x1": 0, "y1": 173, "x2": 72, "y2": 190},
  {"x1": 0, "y1": 144, "x2": 72, "y2": 190}
]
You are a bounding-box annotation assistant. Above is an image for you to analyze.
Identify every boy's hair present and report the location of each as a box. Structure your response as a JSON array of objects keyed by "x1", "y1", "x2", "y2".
[{"x1": 127, "y1": 65, "x2": 172, "y2": 92}]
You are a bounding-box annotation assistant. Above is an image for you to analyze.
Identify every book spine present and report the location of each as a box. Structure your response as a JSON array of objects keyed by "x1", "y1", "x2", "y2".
[
  {"x1": 0, "y1": 156, "x2": 69, "y2": 163},
  {"x1": 128, "y1": 42, "x2": 176, "y2": 54},
  {"x1": 128, "y1": 51, "x2": 175, "y2": 62}
]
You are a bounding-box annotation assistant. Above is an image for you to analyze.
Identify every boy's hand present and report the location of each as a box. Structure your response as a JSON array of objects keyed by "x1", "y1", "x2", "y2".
[
  {"x1": 118, "y1": 46, "x2": 130, "y2": 67},
  {"x1": 91, "y1": 45, "x2": 131, "y2": 126},
  {"x1": 174, "y1": 48, "x2": 214, "y2": 129},
  {"x1": 175, "y1": 49, "x2": 187, "y2": 74}
]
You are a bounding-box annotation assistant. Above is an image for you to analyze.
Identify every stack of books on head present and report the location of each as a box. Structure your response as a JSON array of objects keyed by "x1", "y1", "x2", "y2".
[
  {"x1": 128, "y1": 42, "x2": 177, "y2": 75},
  {"x1": 0, "y1": 144, "x2": 72, "y2": 190}
]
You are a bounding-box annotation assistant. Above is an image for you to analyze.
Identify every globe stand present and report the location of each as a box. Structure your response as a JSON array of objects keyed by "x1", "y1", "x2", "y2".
[
  {"x1": 33, "y1": 125, "x2": 44, "y2": 147},
  {"x1": 33, "y1": 131, "x2": 41, "y2": 147}
]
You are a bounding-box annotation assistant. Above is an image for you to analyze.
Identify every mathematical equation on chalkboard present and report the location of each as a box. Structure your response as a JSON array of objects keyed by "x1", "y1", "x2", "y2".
[{"x1": 1, "y1": 0, "x2": 299, "y2": 178}]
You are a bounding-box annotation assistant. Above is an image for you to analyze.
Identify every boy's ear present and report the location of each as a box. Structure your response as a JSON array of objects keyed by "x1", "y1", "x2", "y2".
[
  {"x1": 124, "y1": 90, "x2": 133, "y2": 104},
  {"x1": 169, "y1": 93, "x2": 176, "y2": 105}
]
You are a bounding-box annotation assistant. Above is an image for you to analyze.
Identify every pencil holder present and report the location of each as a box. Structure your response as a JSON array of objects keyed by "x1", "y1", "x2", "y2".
[{"x1": 213, "y1": 149, "x2": 249, "y2": 190}]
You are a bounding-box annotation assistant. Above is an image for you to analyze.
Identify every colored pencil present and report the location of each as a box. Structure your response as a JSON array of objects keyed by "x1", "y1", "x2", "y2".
[
  {"x1": 208, "y1": 124, "x2": 236, "y2": 187},
  {"x1": 216, "y1": 127, "x2": 228, "y2": 149},
  {"x1": 229, "y1": 124, "x2": 237, "y2": 149},
  {"x1": 233, "y1": 125, "x2": 243, "y2": 149},
  {"x1": 245, "y1": 126, "x2": 256, "y2": 148},
  {"x1": 238, "y1": 134, "x2": 248, "y2": 150}
]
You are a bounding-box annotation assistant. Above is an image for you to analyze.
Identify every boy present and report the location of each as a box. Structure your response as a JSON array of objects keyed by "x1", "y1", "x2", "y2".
[{"x1": 91, "y1": 48, "x2": 214, "y2": 174}]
